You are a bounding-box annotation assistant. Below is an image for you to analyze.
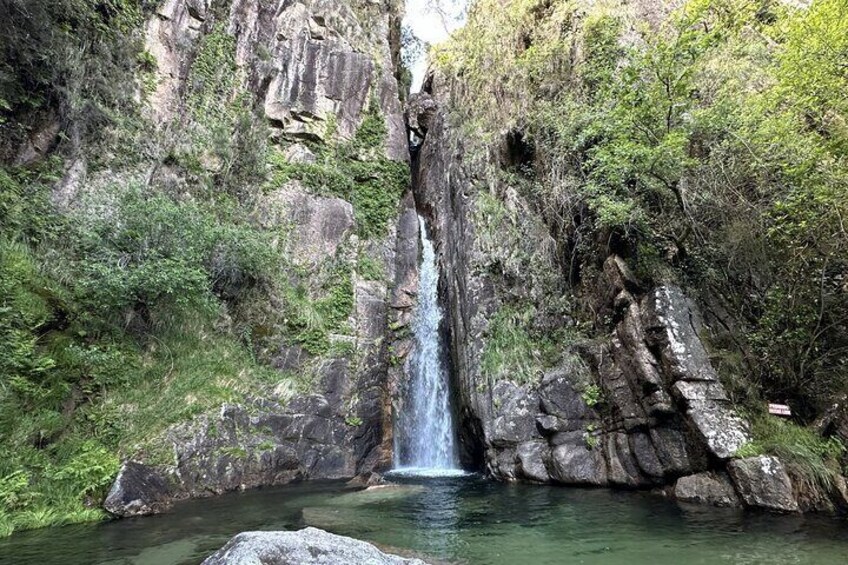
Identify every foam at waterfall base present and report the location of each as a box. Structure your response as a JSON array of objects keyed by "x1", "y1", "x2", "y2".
[{"x1": 386, "y1": 467, "x2": 473, "y2": 479}]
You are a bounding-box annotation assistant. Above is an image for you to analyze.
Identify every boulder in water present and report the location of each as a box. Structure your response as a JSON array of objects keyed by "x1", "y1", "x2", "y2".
[
  {"x1": 103, "y1": 461, "x2": 172, "y2": 517},
  {"x1": 201, "y1": 528, "x2": 428, "y2": 565},
  {"x1": 674, "y1": 472, "x2": 741, "y2": 507},
  {"x1": 728, "y1": 455, "x2": 799, "y2": 512}
]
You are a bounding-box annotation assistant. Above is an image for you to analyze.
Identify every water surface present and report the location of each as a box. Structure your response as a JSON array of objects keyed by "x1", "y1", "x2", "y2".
[{"x1": 2, "y1": 476, "x2": 847, "y2": 564}]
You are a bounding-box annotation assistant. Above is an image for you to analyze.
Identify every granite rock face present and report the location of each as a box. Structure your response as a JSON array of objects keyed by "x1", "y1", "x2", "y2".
[
  {"x1": 106, "y1": 356, "x2": 388, "y2": 515},
  {"x1": 258, "y1": 181, "x2": 355, "y2": 266},
  {"x1": 674, "y1": 472, "x2": 741, "y2": 507},
  {"x1": 410, "y1": 78, "x2": 799, "y2": 512},
  {"x1": 202, "y1": 528, "x2": 428, "y2": 565},
  {"x1": 728, "y1": 456, "x2": 800, "y2": 512},
  {"x1": 646, "y1": 286, "x2": 751, "y2": 460},
  {"x1": 103, "y1": 0, "x2": 412, "y2": 517},
  {"x1": 104, "y1": 462, "x2": 173, "y2": 517},
  {"x1": 143, "y1": 0, "x2": 407, "y2": 160}
]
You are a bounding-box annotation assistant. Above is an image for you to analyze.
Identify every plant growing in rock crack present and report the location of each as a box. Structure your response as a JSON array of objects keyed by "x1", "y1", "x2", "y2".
[
  {"x1": 584, "y1": 424, "x2": 600, "y2": 450},
  {"x1": 345, "y1": 415, "x2": 364, "y2": 427},
  {"x1": 581, "y1": 384, "x2": 603, "y2": 407},
  {"x1": 257, "y1": 440, "x2": 276, "y2": 452},
  {"x1": 219, "y1": 446, "x2": 248, "y2": 460}
]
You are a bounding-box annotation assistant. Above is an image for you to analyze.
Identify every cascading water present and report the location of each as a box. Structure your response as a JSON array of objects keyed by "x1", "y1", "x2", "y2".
[{"x1": 394, "y1": 216, "x2": 461, "y2": 474}]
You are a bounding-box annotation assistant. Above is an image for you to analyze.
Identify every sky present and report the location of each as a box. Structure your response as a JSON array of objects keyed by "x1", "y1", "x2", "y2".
[{"x1": 403, "y1": 0, "x2": 468, "y2": 91}]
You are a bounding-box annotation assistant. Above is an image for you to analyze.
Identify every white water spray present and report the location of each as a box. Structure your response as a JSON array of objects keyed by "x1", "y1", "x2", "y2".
[{"x1": 394, "y1": 216, "x2": 461, "y2": 474}]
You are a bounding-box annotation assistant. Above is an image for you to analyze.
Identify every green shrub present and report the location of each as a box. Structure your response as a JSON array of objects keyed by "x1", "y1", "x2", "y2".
[
  {"x1": 437, "y1": 0, "x2": 848, "y2": 421},
  {"x1": 0, "y1": 0, "x2": 146, "y2": 145},
  {"x1": 581, "y1": 384, "x2": 603, "y2": 407},
  {"x1": 283, "y1": 263, "x2": 354, "y2": 356},
  {"x1": 66, "y1": 185, "x2": 275, "y2": 331}
]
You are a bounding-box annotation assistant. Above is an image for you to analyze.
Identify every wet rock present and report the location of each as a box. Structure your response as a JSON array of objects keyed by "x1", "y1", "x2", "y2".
[
  {"x1": 390, "y1": 204, "x2": 421, "y2": 309},
  {"x1": 605, "y1": 432, "x2": 646, "y2": 487},
  {"x1": 489, "y1": 446, "x2": 519, "y2": 480},
  {"x1": 831, "y1": 475, "x2": 848, "y2": 513},
  {"x1": 628, "y1": 430, "x2": 664, "y2": 479},
  {"x1": 649, "y1": 425, "x2": 696, "y2": 476},
  {"x1": 202, "y1": 528, "x2": 428, "y2": 564},
  {"x1": 516, "y1": 440, "x2": 550, "y2": 483},
  {"x1": 674, "y1": 472, "x2": 741, "y2": 507},
  {"x1": 549, "y1": 432, "x2": 608, "y2": 485},
  {"x1": 728, "y1": 455, "x2": 799, "y2": 512},
  {"x1": 491, "y1": 382, "x2": 542, "y2": 447},
  {"x1": 104, "y1": 461, "x2": 172, "y2": 517},
  {"x1": 346, "y1": 471, "x2": 384, "y2": 488}
]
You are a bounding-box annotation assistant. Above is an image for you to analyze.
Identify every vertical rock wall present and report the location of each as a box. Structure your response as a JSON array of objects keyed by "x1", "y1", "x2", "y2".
[
  {"x1": 104, "y1": 0, "x2": 413, "y2": 517},
  {"x1": 409, "y1": 82, "x2": 803, "y2": 513},
  {"x1": 144, "y1": 0, "x2": 408, "y2": 159}
]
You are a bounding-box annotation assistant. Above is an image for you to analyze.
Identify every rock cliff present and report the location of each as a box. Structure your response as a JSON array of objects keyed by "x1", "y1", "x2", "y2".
[
  {"x1": 408, "y1": 81, "x2": 805, "y2": 512},
  {"x1": 103, "y1": 0, "x2": 414, "y2": 516}
]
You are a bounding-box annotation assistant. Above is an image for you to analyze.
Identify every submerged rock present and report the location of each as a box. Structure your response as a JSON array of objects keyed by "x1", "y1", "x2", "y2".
[
  {"x1": 202, "y1": 528, "x2": 428, "y2": 565},
  {"x1": 103, "y1": 461, "x2": 172, "y2": 517},
  {"x1": 728, "y1": 456, "x2": 799, "y2": 512},
  {"x1": 674, "y1": 472, "x2": 741, "y2": 507}
]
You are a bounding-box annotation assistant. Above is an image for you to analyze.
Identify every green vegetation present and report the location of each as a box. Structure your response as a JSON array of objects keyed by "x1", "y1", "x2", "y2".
[
  {"x1": 439, "y1": 0, "x2": 847, "y2": 427},
  {"x1": 281, "y1": 263, "x2": 355, "y2": 356},
  {"x1": 581, "y1": 384, "x2": 603, "y2": 408},
  {"x1": 0, "y1": 0, "x2": 151, "y2": 156},
  {"x1": 267, "y1": 104, "x2": 409, "y2": 238},
  {"x1": 0, "y1": 162, "x2": 286, "y2": 535},
  {"x1": 480, "y1": 304, "x2": 566, "y2": 384},
  {"x1": 584, "y1": 423, "x2": 600, "y2": 450},
  {"x1": 736, "y1": 413, "x2": 845, "y2": 495},
  {"x1": 358, "y1": 252, "x2": 386, "y2": 282},
  {"x1": 0, "y1": 0, "x2": 406, "y2": 534},
  {"x1": 345, "y1": 415, "x2": 364, "y2": 427}
]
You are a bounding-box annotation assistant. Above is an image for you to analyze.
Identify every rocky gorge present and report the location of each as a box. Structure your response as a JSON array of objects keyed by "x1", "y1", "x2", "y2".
[{"x1": 2, "y1": 0, "x2": 848, "y2": 552}]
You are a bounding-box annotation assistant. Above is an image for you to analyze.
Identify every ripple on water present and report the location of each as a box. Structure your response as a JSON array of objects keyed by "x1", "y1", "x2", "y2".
[{"x1": 385, "y1": 467, "x2": 475, "y2": 479}]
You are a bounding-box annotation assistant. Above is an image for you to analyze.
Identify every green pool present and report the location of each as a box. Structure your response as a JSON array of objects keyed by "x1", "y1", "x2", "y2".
[{"x1": 2, "y1": 475, "x2": 847, "y2": 564}]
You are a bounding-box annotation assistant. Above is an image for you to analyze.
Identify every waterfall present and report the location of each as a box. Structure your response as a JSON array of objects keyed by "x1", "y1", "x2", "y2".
[{"x1": 394, "y1": 216, "x2": 460, "y2": 473}]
